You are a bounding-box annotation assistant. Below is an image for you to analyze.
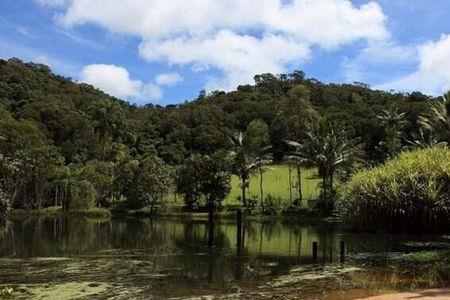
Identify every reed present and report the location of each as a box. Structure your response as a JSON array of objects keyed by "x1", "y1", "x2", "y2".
[{"x1": 336, "y1": 147, "x2": 450, "y2": 232}]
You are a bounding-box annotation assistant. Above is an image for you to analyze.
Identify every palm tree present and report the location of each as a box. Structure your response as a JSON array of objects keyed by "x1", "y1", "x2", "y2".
[
  {"x1": 92, "y1": 100, "x2": 126, "y2": 160},
  {"x1": 229, "y1": 120, "x2": 270, "y2": 208},
  {"x1": 419, "y1": 91, "x2": 450, "y2": 144},
  {"x1": 377, "y1": 105, "x2": 406, "y2": 159},
  {"x1": 229, "y1": 133, "x2": 262, "y2": 207},
  {"x1": 289, "y1": 119, "x2": 361, "y2": 206},
  {"x1": 406, "y1": 128, "x2": 447, "y2": 149}
]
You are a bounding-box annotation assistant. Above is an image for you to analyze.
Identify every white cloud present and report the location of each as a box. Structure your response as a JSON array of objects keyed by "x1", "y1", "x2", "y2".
[
  {"x1": 142, "y1": 83, "x2": 163, "y2": 100},
  {"x1": 140, "y1": 30, "x2": 310, "y2": 90},
  {"x1": 376, "y1": 34, "x2": 450, "y2": 94},
  {"x1": 342, "y1": 41, "x2": 416, "y2": 83},
  {"x1": 56, "y1": 0, "x2": 387, "y2": 45},
  {"x1": 51, "y1": 0, "x2": 389, "y2": 91},
  {"x1": 155, "y1": 72, "x2": 183, "y2": 86},
  {"x1": 80, "y1": 64, "x2": 162, "y2": 101}
]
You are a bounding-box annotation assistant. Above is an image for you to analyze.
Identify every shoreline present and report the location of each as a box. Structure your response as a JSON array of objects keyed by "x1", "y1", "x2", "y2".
[{"x1": 6, "y1": 207, "x2": 333, "y2": 223}]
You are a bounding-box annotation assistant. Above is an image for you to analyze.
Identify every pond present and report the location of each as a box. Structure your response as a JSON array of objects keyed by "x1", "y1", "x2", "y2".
[{"x1": 0, "y1": 217, "x2": 448, "y2": 299}]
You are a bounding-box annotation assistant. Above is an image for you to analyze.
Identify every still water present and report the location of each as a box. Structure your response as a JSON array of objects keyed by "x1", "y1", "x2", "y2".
[{"x1": 0, "y1": 217, "x2": 446, "y2": 299}]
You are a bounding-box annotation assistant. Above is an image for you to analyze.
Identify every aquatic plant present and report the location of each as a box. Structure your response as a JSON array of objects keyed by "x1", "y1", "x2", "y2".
[{"x1": 336, "y1": 147, "x2": 450, "y2": 232}]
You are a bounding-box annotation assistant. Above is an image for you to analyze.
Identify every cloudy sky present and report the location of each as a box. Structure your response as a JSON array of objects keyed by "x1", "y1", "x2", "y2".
[{"x1": 1, "y1": 0, "x2": 449, "y2": 105}]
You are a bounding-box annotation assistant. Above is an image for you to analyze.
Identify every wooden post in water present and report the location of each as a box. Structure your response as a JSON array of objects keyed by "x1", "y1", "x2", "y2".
[
  {"x1": 208, "y1": 210, "x2": 214, "y2": 248},
  {"x1": 235, "y1": 209, "x2": 243, "y2": 280},
  {"x1": 340, "y1": 241, "x2": 345, "y2": 263},
  {"x1": 236, "y1": 209, "x2": 242, "y2": 253},
  {"x1": 312, "y1": 241, "x2": 318, "y2": 261}
]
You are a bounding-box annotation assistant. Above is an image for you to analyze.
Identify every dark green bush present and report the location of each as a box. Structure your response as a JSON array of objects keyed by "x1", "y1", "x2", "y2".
[
  {"x1": 68, "y1": 180, "x2": 97, "y2": 210},
  {"x1": 336, "y1": 147, "x2": 450, "y2": 232}
]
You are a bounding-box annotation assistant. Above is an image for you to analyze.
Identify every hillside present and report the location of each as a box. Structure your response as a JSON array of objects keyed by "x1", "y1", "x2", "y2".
[
  {"x1": 0, "y1": 57, "x2": 437, "y2": 211},
  {"x1": 0, "y1": 58, "x2": 434, "y2": 164}
]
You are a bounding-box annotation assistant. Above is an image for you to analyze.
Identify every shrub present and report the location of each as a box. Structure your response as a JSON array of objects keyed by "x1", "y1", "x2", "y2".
[
  {"x1": 68, "y1": 180, "x2": 97, "y2": 210},
  {"x1": 261, "y1": 194, "x2": 282, "y2": 216},
  {"x1": 336, "y1": 147, "x2": 450, "y2": 232}
]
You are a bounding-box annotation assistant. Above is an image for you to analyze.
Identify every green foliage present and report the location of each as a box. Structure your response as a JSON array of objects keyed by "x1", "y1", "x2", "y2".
[
  {"x1": 261, "y1": 194, "x2": 281, "y2": 216},
  {"x1": 126, "y1": 153, "x2": 171, "y2": 210},
  {"x1": 336, "y1": 147, "x2": 450, "y2": 231},
  {"x1": 289, "y1": 118, "x2": 362, "y2": 207},
  {"x1": 376, "y1": 105, "x2": 406, "y2": 159},
  {"x1": 0, "y1": 59, "x2": 441, "y2": 217},
  {"x1": 91, "y1": 99, "x2": 128, "y2": 159},
  {"x1": 176, "y1": 151, "x2": 231, "y2": 211},
  {"x1": 0, "y1": 111, "x2": 63, "y2": 209},
  {"x1": 230, "y1": 119, "x2": 271, "y2": 207},
  {"x1": 68, "y1": 180, "x2": 97, "y2": 210},
  {"x1": 80, "y1": 160, "x2": 114, "y2": 207},
  {"x1": 419, "y1": 91, "x2": 450, "y2": 145}
]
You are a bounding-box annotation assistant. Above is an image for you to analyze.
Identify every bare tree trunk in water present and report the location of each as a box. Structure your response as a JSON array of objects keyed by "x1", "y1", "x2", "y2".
[
  {"x1": 288, "y1": 164, "x2": 292, "y2": 204},
  {"x1": 241, "y1": 177, "x2": 247, "y2": 208},
  {"x1": 296, "y1": 165, "x2": 302, "y2": 206},
  {"x1": 259, "y1": 168, "x2": 264, "y2": 210}
]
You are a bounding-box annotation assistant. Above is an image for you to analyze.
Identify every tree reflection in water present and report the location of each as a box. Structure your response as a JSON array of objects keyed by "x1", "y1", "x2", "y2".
[{"x1": 0, "y1": 217, "x2": 446, "y2": 297}]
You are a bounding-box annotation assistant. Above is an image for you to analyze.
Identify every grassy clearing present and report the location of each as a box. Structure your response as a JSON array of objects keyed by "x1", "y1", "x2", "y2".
[
  {"x1": 225, "y1": 165, "x2": 321, "y2": 205},
  {"x1": 7, "y1": 165, "x2": 322, "y2": 217}
]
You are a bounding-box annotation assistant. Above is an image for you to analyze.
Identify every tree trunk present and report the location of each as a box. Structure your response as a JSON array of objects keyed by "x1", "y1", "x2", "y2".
[
  {"x1": 322, "y1": 176, "x2": 327, "y2": 204},
  {"x1": 63, "y1": 184, "x2": 68, "y2": 212},
  {"x1": 55, "y1": 187, "x2": 58, "y2": 207},
  {"x1": 259, "y1": 168, "x2": 264, "y2": 209},
  {"x1": 241, "y1": 177, "x2": 247, "y2": 208},
  {"x1": 330, "y1": 172, "x2": 334, "y2": 193},
  {"x1": 288, "y1": 164, "x2": 292, "y2": 205},
  {"x1": 296, "y1": 165, "x2": 302, "y2": 206}
]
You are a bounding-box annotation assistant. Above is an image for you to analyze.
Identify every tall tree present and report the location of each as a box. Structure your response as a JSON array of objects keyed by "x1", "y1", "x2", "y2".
[
  {"x1": 176, "y1": 152, "x2": 231, "y2": 211},
  {"x1": 377, "y1": 105, "x2": 406, "y2": 159},
  {"x1": 127, "y1": 153, "x2": 171, "y2": 212},
  {"x1": 91, "y1": 100, "x2": 126, "y2": 160},
  {"x1": 419, "y1": 91, "x2": 450, "y2": 145},
  {"x1": 230, "y1": 120, "x2": 269, "y2": 208},
  {"x1": 291, "y1": 119, "x2": 361, "y2": 207}
]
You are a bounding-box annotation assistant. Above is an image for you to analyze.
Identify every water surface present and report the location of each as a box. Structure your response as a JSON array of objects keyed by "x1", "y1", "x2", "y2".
[{"x1": 0, "y1": 217, "x2": 446, "y2": 299}]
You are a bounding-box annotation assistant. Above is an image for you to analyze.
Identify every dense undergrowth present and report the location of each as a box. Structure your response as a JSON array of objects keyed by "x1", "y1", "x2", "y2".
[{"x1": 336, "y1": 147, "x2": 450, "y2": 232}]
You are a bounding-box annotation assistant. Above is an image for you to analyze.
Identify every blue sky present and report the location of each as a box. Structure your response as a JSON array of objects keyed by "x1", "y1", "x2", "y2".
[{"x1": 1, "y1": 0, "x2": 449, "y2": 105}]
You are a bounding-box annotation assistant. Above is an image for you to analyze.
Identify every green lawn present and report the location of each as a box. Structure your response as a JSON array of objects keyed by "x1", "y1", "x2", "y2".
[{"x1": 225, "y1": 165, "x2": 321, "y2": 206}]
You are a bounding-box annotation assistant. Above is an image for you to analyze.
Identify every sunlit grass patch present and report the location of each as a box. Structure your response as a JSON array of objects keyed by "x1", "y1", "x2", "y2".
[{"x1": 226, "y1": 165, "x2": 321, "y2": 205}]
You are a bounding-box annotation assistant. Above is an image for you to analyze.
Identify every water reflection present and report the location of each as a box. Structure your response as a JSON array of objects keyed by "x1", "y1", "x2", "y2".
[{"x1": 0, "y1": 217, "x2": 445, "y2": 290}]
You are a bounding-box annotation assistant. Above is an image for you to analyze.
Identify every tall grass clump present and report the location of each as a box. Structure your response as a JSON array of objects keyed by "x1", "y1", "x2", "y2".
[{"x1": 336, "y1": 147, "x2": 450, "y2": 232}]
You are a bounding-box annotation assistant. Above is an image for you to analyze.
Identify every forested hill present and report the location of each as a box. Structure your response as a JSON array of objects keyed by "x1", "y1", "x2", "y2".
[{"x1": 0, "y1": 58, "x2": 434, "y2": 165}]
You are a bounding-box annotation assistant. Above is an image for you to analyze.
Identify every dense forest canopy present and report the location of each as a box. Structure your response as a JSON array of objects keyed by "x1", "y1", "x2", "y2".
[{"x1": 0, "y1": 58, "x2": 438, "y2": 212}]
